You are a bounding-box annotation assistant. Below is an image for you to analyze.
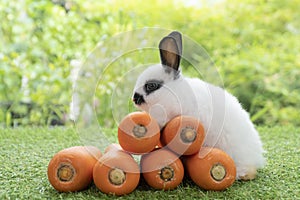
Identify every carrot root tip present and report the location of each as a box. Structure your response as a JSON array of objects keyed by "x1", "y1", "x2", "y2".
[
  {"x1": 109, "y1": 168, "x2": 126, "y2": 185},
  {"x1": 210, "y1": 163, "x2": 226, "y2": 181},
  {"x1": 180, "y1": 127, "x2": 197, "y2": 143},
  {"x1": 57, "y1": 164, "x2": 75, "y2": 182},
  {"x1": 133, "y1": 124, "x2": 147, "y2": 138},
  {"x1": 159, "y1": 166, "x2": 174, "y2": 182}
]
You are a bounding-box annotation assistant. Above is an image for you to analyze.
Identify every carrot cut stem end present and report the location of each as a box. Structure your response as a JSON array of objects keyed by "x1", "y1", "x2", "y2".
[
  {"x1": 57, "y1": 164, "x2": 75, "y2": 182},
  {"x1": 109, "y1": 168, "x2": 126, "y2": 185},
  {"x1": 159, "y1": 166, "x2": 174, "y2": 182},
  {"x1": 210, "y1": 163, "x2": 226, "y2": 181},
  {"x1": 133, "y1": 124, "x2": 147, "y2": 138},
  {"x1": 180, "y1": 127, "x2": 197, "y2": 143}
]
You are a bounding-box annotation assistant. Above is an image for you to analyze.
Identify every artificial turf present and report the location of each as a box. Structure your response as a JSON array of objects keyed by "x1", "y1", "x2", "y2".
[{"x1": 0, "y1": 126, "x2": 299, "y2": 199}]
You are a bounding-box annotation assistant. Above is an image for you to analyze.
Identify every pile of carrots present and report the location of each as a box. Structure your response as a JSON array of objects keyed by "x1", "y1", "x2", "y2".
[{"x1": 47, "y1": 112, "x2": 236, "y2": 196}]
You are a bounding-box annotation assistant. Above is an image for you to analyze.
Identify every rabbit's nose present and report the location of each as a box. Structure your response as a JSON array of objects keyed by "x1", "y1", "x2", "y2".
[{"x1": 133, "y1": 92, "x2": 145, "y2": 105}]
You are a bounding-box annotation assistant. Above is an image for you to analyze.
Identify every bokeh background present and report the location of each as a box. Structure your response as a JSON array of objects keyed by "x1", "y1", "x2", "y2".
[{"x1": 0, "y1": 0, "x2": 299, "y2": 127}]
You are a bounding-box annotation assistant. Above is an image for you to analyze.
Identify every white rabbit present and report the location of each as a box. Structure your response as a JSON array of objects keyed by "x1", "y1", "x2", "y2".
[{"x1": 132, "y1": 31, "x2": 265, "y2": 180}]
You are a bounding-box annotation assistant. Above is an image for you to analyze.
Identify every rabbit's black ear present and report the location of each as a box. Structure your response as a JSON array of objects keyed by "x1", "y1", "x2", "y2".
[
  {"x1": 159, "y1": 36, "x2": 181, "y2": 71},
  {"x1": 168, "y1": 31, "x2": 182, "y2": 56}
]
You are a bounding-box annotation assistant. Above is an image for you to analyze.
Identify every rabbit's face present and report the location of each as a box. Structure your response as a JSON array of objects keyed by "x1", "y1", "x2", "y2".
[{"x1": 133, "y1": 64, "x2": 180, "y2": 111}]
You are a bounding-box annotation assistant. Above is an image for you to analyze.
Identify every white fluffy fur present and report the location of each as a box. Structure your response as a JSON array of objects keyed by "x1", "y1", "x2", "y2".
[{"x1": 133, "y1": 64, "x2": 265, "y2": 179}]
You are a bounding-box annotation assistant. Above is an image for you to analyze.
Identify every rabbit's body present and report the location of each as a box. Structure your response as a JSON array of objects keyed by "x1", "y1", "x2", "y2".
[
  {"x1": 186, "y1": 77, "x2": 265, "y2": 180},
  {"x1": 133, "y1": 32, "x2": 265, "y2": 180}
]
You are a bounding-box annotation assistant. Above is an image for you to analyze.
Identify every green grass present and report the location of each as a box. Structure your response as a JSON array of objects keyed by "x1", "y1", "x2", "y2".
[{"x1": 0, "y1": 126, "x2": 299, "y2": 199}]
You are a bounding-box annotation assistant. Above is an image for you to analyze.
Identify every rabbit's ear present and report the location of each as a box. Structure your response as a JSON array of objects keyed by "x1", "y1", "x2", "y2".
[
  {"x1": 168, "y1": 31, "x2": 182, "y2": 56},
  {"x1": 159, "y1": 35, "x2": 181, "y2": 71}
]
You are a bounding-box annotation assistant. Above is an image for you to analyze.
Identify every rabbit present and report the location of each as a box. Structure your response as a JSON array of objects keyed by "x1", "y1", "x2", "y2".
[{"x1": 132, "y1": 31, "x2": 265, "y2": 180}]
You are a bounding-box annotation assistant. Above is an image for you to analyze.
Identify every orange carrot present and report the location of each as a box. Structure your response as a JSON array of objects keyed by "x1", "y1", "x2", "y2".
[
  {"x1": 47, "y1": 146, "x2": 102, "y2": 192},
  {"x1": 104, "y1": 143, "x2": 123, "y2": 154},
  {"x1": 156, "y1": 140, "x2": 163, "y2": 148},
  {"x1": 161, "y1": 115, "x2": 205, "y2": 155},
  {"x1": 93, "y1": 148, "x2": 140, "y2": 196},
  {"x1": 118, "y1": 112, "x2": 160, "y2": 154},
  {"x1": 141, "y1": 148, "x2": 184, "y2": 190},
  {"x1": 184, "y1": 147, "x2": 236, "y2": 191}
]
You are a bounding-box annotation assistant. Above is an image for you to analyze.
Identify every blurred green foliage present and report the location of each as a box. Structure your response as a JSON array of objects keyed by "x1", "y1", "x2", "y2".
[{"x1": 0, "y1": 0, "x2": 299, "y2": 127}]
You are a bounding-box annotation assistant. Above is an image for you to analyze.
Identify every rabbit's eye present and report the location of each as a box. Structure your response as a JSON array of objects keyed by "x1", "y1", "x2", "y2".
[{"x1": 144, "y1": 80, "x2": 163, "y2": 95}]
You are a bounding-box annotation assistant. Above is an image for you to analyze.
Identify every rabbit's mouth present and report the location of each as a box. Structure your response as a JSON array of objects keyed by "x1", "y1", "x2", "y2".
[{"x1": 133, "y1": 92, "x2": 145, "y2": 105}]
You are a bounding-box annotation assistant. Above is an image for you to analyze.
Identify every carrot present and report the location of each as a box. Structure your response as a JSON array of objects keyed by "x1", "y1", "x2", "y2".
[
  {"x1": 161, "y1": 115, "x2": 205, "y2": 155},
  {"x1": 141, "y1": 148, "x2": 184, "y2": 190},
  {"x1": 93, "y1": 148, "x2": 140, "y2": 196},
  {"x1": 156, "y1": 140, "x2": 163, "y2": 148},
  {"x1": 104, "y1": 143, "x2": 123, "y2": 154},
  {"x1": 118, "y1": 111, "x2": 160, "y2": 154},
  {"x1": 47, "y1": 146, "x2": 102, "y2": 192},
  {"x1": 183, "y1": 147, "x2": 236, "y2": 191}
]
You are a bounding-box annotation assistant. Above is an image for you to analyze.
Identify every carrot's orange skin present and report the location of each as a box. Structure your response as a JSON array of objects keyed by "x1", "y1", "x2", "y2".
[
  {"x1": 184, "y1": 147, "x2": 236, "y2": 191},
  {"x1": 161, "y1": 115, "x2": 205, "y2": 155},
  {"x1": 104, "y1": 143, "x2": 123, "y2": 153},
  {"x1": 93, "y1": 149, "x2": 140, "y2": 196},
  {"x1": 118, "y1": 112, "x2": 160, "y2": 154},
  {"x1": 47, "y1": 146, "x2": 102, "y2": 192},
  {"x1": 141, "y1": 148, "x2": 184, "y2": 190}
]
